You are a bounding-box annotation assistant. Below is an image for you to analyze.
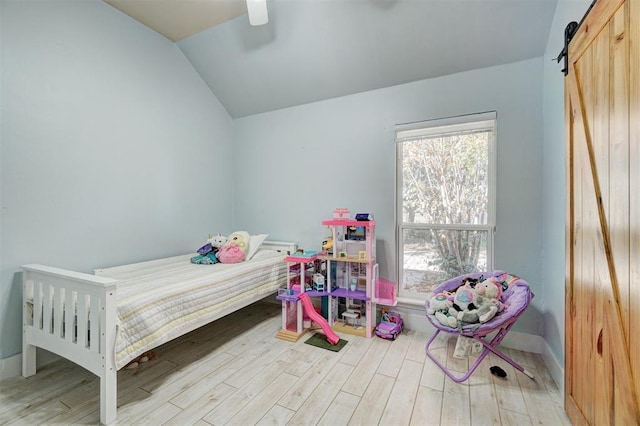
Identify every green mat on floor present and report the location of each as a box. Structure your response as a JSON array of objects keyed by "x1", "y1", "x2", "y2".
[{"x1": 304, "y1": 333, "x2": 348, "y2": 352}]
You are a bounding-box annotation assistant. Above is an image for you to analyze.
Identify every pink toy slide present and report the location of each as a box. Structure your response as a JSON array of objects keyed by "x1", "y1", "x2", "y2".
[{"x1": 298, "y1": 293, "x2": 340, "y2": 345}]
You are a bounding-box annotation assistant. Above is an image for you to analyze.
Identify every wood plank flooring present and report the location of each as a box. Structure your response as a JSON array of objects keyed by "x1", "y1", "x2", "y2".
[{"x1": 0, "y1": 302, "x2": 569, "y2": 425}]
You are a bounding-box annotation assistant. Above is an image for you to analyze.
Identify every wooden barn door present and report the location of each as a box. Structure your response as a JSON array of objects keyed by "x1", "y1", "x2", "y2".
[{"x1": 565, "y1": 0, "x2": 640, "y2": 424}]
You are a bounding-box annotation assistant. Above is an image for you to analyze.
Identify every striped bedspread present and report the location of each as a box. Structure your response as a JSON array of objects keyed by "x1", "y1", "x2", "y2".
[{"x1": 99, "y1": 249, "x2": 287, "y2": 369}]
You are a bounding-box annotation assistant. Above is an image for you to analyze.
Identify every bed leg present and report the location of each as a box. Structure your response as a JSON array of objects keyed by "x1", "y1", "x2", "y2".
[
  {"x1": 23, "y1": 269, "x2": 36, "y2": 378},
  {"x1": 22, "y1": 342, "x2": 36, "y2": 377},
  {"x1": 100, "y1": 368, "x2": 117, "y2": 425}
]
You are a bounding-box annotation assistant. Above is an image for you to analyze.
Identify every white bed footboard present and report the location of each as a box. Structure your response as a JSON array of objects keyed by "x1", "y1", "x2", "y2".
[
  {"x1": 20, "y1": 241, "x2": 295, "y2": 425},
  {"x1": 22, "y1": 264, "x2": 119, "y2": 425}
]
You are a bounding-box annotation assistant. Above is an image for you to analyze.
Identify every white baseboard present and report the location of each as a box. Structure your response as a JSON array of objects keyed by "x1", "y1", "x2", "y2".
[
  {"x1": 0, "y1": 353, "x2": 21, "y2": 381},
  {"x1": 500, "y1": 329, "x2": 544, "y2": 353},
  {"x1": 542, "y1": 340, "x2": 565, "y2": 396},
  {"x1": 0, "y1": 349, "x2": 60, "y2": 381}
]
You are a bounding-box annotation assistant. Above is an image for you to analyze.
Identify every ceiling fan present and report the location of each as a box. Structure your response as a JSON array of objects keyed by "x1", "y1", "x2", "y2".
[{"x1": 246, "y1": 0, "x2": 268, "y2": 26}]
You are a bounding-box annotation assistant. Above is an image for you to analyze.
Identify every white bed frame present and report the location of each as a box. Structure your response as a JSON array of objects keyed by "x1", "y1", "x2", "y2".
[{"x1": 21, "y1": 240, "x2": 295, "y2": 425}]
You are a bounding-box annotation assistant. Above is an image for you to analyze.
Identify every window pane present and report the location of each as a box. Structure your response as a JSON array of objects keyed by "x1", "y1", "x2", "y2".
[
  {"x1": 402, "y1": 228, "x2": 487, "y2": 296},
  {"x1": 401, "y1": 131, "x2": 489, "y2": 225}
]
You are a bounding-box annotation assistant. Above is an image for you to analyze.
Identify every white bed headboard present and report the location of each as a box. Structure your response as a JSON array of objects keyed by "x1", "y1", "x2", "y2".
[{"x1": 262, "y1": 240, "x2": 296, "y2": 255}]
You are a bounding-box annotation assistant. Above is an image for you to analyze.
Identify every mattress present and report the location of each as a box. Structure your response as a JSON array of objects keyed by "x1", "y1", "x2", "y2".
[{"x1": 100, "y1": 248, "x2": 287, "y2": 368}]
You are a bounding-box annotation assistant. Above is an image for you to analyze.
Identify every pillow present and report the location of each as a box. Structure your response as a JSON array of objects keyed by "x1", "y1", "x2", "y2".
[{"x1": 247, "y1": 234, "x2": 269, "y2": 260}]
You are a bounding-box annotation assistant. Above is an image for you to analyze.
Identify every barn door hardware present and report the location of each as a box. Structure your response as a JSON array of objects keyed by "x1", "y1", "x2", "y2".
[
  {"x1": 556, "y1": 21, "x2": 579, "y2": 76},
  {"x1": 556, "y1": 0, "x2": 598, "y2": 76}
]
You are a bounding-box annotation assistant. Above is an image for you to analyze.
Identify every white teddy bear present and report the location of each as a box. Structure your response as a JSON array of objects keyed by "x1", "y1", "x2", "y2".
[
  {"x1": 474, "y1": 278, "x2": 505, "y2": 323},
  {"x1": 207, "y1": 233, "x2": 227, "y2": 248}
]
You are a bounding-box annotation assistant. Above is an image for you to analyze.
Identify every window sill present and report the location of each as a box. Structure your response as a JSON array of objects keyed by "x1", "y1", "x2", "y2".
[{"x1": 395, "y1": 296, "x2": 427, "y2": 308}]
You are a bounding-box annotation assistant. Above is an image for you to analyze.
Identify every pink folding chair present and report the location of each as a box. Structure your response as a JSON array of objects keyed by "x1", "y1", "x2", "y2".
[{"x1": 424, "y1": 270, "x2": 535, "y2": 382}]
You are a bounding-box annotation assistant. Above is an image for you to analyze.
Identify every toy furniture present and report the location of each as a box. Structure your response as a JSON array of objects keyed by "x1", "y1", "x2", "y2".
[
  {"x1": 341, "y1": 311, "x2": 360, "y2": 328},
  {"x1": 312, "y1": 273, "x2": 325, "y2": 291},
  {"x1": 21, "y1": 240, "x2": 295, "y2": 425},
  {"x1": 299, "y1": 293, "x2": 339, "y2": 345},
  {"x1": 424, "y1": 270, "x2": 535, "y2": 382}
]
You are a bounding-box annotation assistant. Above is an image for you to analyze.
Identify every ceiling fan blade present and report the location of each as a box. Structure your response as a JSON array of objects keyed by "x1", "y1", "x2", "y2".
[{"x1": 247, "y1": 0, "x2": 268, "y2": 26}]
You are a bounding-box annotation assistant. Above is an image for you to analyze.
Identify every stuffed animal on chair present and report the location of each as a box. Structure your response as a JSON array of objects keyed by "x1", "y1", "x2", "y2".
[
  {"x1": 450, "y1": 283, "x2": 482, "y2": 324},
  {"x1": 475, "y1": 278, "x2": 505, "y2": 323},
  {"x1": 427, "y1": 293, "x2": 457, "y2": 328}
]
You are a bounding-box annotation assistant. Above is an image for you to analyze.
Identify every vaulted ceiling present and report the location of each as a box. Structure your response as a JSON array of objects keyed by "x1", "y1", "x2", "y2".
[{"x1": 105, "y1": 0, "x2": 559, "y2": 118}]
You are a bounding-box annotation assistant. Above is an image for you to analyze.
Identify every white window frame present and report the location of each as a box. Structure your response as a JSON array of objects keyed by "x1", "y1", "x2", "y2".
[{"x1": 395, "y1": 111, "x2": 497, "y2": 303}]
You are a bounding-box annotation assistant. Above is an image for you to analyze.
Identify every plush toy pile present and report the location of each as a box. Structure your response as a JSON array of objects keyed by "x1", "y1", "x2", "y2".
[
  {"x1": 427, "y1": 276, "x2": 506, "y2": 328},
  {"x1": 190, "y1": 231, "x2": 252, "y2": 265}
]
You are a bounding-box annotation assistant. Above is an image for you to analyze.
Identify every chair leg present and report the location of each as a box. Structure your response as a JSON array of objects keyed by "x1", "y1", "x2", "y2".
[
  {"x1": 425, "y1": 325, "x2": 536, "y2": 382},
  {"x1": 425, "y1": 329, "x2": 490, "y2": 383},
  {"x1": 473, "y1": 323, "x2": 535, "y2": 380}
]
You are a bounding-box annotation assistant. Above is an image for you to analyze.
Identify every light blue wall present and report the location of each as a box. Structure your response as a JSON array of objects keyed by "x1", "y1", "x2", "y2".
[
  {"x1": 0, "y1": 1, "x2": 233, "y2": 360},
  {"x1": 233, "y1": 58, "x2": 545, "y2": 335},
  {"x1": 540, "y1": 0, "x2": 593, "y2": 372},
  {"x1": 0, "y1": 0, "x2": 591, "y2": 368}
]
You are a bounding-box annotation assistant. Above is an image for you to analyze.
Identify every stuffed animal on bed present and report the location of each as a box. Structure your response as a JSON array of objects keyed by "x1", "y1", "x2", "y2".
[
  {"x1": 475, "y1": 277, "x2": 505, "y2": 323},
  {"x1": 191, "y1": 233, "x2": 228, "y2": 265},
  {"x1": 217, "y1": 231, "x2": 250, "y2": 263},
  {"x1": 191, "y1": 252, "x2": 219, "y2": 264},
  {"x1": 208, "y1": 233, "x2": 228, "y2": 250}
]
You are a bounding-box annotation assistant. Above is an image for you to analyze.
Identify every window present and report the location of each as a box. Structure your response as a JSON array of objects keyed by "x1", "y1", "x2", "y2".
[{"x1": 395, "y1": 112, "x2": 496, "y2": 300}]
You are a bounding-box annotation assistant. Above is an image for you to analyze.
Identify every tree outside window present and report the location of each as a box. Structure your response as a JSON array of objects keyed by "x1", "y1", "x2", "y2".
[{"x1": 396, "y1": 113, "x2": 495, "y2": 299}]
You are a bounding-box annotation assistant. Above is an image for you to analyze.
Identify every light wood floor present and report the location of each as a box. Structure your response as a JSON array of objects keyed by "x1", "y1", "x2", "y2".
[{"x1": 0, "y1": 302, "x2": 570, "y2": 425}]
